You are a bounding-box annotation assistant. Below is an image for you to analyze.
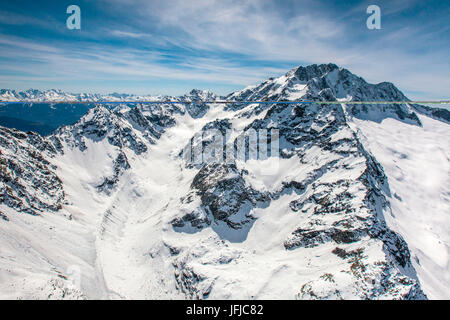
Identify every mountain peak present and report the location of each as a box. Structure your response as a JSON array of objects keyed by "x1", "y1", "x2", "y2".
[
  {"x1": 289, "y1": 63, "x2": 340, "y2": 81},
  {"x1": 186, "y1": 89, "x2": 217, "y2": 101},
  {"x1": 225, "y1": 63, "x2": 421, "y2": 125}
]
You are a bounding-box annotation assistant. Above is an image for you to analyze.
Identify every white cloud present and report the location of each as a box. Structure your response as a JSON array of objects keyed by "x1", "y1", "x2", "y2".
[
  {"x1": 100, "y1": 0, "x2": 448, "y2": 98},
  {"x1": 111, "y1": 30, "x2": 146, "y2": 38}
]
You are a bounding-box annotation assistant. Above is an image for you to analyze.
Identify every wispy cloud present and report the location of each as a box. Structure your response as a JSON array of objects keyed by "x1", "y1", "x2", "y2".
[
  {"x1": 111, "y1": 30, "x2": 147, "y2": 38},
  {"x1": 0, "y1": 0, "x2": 448, "y2": 98}
]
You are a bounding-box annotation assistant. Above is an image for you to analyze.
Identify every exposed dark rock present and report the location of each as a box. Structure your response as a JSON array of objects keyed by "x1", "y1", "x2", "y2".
[{"x1": 0, "y1": 127, "x2": 65, "y2": 216}]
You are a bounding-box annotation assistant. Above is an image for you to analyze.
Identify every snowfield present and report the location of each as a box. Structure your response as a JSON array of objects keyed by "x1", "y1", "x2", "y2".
[{"x1": 349, "y1": 114, "x2": 450, "y2": 299}]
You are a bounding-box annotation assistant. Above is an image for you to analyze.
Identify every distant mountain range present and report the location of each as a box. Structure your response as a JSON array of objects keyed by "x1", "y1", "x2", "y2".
[
  {"x1": 0, "y1": 89, "x2": 219, "y2": 135},
  {"x1": 0, "y1": 88, "x2": 220, "y2": 103},
  {"x1": 0, "y1": 89, "x2": 159, "y2": 102}
]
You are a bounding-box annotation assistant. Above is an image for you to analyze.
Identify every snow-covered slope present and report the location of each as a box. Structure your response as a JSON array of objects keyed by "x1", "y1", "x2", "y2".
[
  {"x1": 348, "y1": 114, "x2": 450, "y2": 299},
  {"x1": 0, "y1": 64, "x2": 448, "y2": 300}
]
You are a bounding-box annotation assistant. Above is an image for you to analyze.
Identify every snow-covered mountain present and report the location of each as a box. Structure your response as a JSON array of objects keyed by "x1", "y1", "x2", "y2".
[
  {"x1": 0, "y1": 64, "x2": 448, "y2": 300},
  {"x1": 0, "y1": 88, "x2": 219, "y2": 103}
]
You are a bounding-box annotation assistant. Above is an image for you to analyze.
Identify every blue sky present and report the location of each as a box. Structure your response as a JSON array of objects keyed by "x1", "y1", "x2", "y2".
[{"x1": 0, "y1": 0, "x2": 448, "y2": 99}]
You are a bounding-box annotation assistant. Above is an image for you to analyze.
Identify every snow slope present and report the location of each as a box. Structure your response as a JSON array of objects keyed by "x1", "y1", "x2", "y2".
[{"x1": 349, "y1": 113, "x2": 450, "y2": 299}]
